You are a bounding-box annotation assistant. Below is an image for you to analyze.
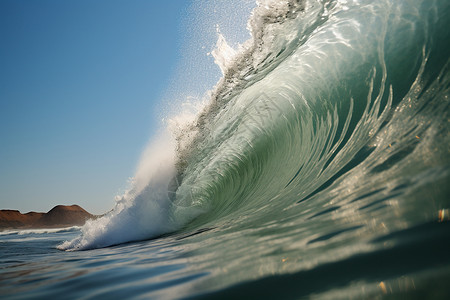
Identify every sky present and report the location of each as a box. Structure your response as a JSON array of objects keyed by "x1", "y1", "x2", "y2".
[{"x1": 0, "y1": 0, "x2": 255, "y2": 215}]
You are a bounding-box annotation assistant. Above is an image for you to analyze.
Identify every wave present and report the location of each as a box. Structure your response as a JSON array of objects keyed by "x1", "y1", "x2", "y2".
[
  {"x1": 0, "y1": 226, "x2": 81, "y2": 236},
  {"x1": 58, "y1": 0, "x2": 450, "y2": 251}
]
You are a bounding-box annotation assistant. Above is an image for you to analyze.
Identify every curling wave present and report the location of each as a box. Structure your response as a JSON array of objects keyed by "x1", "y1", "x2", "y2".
[{"x1": 59, "y1": 0, "x2": 450, "y2": 251}]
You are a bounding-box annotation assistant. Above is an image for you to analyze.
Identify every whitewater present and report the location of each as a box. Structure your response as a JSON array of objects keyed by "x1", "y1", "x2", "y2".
[{"x1": 2, "y1": 0, "x2": 450, "y2": 298}]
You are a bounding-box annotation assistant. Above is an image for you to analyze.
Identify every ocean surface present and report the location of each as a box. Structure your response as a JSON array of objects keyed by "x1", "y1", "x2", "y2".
[{"x1": 1, "y1": 0, "x2": 450, "y2": 298}]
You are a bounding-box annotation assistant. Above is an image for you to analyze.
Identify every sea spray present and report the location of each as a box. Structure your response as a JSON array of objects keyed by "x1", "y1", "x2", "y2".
[
  {"x1": 58, "y1": 89, "x2": 212, "y2": 250},
  {"x1": 58, "y1": 134, "x2": 180, "y2": 250}
]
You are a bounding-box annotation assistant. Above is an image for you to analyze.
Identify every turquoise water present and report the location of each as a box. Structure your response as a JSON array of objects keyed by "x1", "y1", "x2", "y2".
[{"x1": 2, "y1": 0, "x2": 450, "y2": 298}]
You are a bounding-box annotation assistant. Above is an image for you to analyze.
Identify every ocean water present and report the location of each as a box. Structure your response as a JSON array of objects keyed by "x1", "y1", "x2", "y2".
[{"x1": 1, "y1": 0, "x2": 450, "y2": 299}]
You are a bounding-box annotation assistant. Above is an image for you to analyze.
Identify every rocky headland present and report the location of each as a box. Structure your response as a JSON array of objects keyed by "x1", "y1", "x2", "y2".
[{"x1": 0, "y1": 205, "x2": 96, "y2": 230}]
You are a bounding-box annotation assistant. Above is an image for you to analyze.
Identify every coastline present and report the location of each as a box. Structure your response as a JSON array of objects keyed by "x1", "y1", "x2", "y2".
[{"x1": 0, "y1": 205, "x2": 97, "y2": 231}]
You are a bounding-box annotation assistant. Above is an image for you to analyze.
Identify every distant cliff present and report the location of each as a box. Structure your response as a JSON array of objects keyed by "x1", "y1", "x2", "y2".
[{"x1": 0, "y1": 205, "x2": 95, "y2": 230}]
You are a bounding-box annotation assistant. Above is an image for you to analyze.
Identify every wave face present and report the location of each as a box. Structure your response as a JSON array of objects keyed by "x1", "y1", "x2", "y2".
[{"x1": 59, "y1": 0, "x2": 450, "y2": 278}]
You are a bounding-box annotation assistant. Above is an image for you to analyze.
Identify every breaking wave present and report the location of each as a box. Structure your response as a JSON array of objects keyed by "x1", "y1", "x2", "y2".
[{"x1": 59, "y1": 0, "x2": 450, "y2": 251}]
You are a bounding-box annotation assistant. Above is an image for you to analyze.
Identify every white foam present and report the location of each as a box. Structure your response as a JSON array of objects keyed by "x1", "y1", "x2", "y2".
[
  {"x1": 0, "y1": 226, "x2": 80, "y2": 236},
  {"x1": 58, "y1": 134, "x2": 179, "y2": 250},
  {"x1": 211, "y1": 31, "x2": 238, "y2": 75}
]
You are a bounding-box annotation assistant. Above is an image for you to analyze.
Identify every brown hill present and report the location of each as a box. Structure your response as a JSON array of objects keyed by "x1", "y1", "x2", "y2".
[
  {"x1": 0, "y1": 210, "x2": 43, "y2": 228},
  {"x1": 0, "y1": 205, "x2": 95, "y2": 230}
]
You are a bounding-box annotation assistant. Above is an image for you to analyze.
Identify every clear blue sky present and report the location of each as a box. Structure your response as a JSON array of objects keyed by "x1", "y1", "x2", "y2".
[{"x1": 0, "y1": 0, "x2": 193, "y2": 214}]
